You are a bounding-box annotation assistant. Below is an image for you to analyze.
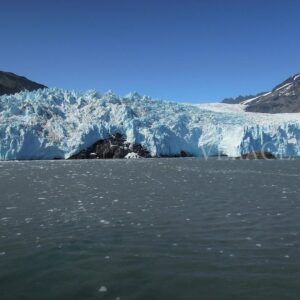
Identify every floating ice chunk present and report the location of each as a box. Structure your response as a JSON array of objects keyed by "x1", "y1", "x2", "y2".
[
  {"x1": 125, "y1": 152, "x2": 141, "y2": 159},
  {"x1": 100, "y1": 219, "x2": 110, "y2": 225},
  {"x1": 99, "y1": 286, "x2": 107, "y2": 292}
]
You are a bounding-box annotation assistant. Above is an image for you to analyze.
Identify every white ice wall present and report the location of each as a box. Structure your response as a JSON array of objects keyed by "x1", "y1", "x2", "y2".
[{"x1": 0, "y1": 89, "x2": 299, "y2": 160}]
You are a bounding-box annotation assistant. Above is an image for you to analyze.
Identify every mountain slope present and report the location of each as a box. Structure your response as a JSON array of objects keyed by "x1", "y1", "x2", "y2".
[
  {"x1": 0, "y1": 88, "x2": 300, "y2": 160},
  {"x1": 222, "y1": 93, "x2": 266, "y2": 104},
  {"x1": 222, "y1": 74, "x2": 300, "y2": 113},
  {"x1": 0, "y1": 71, "x2": 46, "y2": 96}
]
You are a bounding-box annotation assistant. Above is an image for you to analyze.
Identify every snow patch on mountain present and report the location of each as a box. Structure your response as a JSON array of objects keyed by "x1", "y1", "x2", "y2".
[
  {"x1": 294, "y1": 74, "x2": 300, "y2": 81},
  {"x1": 0, "y1": 88, "x2": 300, "y2": 160}
]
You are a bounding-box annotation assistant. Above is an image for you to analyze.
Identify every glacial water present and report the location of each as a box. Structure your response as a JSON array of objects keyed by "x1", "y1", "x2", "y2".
[{"x1": 0, "y1": 158, "x2": 299, "y2": 300}]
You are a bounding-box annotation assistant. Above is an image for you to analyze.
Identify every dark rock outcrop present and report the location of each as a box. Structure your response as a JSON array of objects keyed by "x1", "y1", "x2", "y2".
[
  {"x1": 68, "y1": 133, "x2": 151, "y2": 159},
  {"x1": 68, "y1": 133, "x2": 196, "y2": 159},
  {"x1": 0, "y1": 71, "x2": 47, "y2": 96},
  {"x1": 161, "y1": 150, "x2": 193, "y2": 158},
  {"x1": 236, "y1": 151, "x2": 276, "y2": 160}
]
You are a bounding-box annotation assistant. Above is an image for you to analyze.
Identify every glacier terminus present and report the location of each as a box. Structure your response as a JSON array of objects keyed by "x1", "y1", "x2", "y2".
[{"x1": 0, "y1": 88, "x2": 300, "y2": 160}]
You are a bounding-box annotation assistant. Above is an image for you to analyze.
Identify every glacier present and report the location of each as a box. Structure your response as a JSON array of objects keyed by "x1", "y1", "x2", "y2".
[{"x1": 0, "y1": 88, "x2": 300, "y2": 160}]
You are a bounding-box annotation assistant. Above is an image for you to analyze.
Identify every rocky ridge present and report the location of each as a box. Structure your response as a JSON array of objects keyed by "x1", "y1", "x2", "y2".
[{"x1": 0, "y1": 71, "x2": 46, "y2": 96}]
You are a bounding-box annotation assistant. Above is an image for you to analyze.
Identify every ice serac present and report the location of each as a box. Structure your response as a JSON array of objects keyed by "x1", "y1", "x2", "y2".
[{"x1": 0, "y1": 88, "x2": 300, "y2": 160}]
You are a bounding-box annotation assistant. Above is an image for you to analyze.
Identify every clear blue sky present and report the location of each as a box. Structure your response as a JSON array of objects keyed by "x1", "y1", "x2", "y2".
[{"x1": 1, "y1": 0, "x2": 300, "y2": 103}]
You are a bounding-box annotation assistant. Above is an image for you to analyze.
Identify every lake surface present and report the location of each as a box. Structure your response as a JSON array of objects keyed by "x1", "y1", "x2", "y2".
[{"x1": 0, "y1": 158, "x2": 299, "y2": 300}]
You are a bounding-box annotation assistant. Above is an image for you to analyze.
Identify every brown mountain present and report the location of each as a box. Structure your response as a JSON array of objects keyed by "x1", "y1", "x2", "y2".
[
  {"x1": 0, "y1": 71, "x2": 46, "y2": 96},
  {"x1": 222, "y1": 74, "x2": 300, "y2": 113}
]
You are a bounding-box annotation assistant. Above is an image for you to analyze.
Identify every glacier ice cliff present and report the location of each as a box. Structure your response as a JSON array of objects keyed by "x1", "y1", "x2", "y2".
[{"x1": 0, "y1": 88, "x2": 300, "y2": 160}]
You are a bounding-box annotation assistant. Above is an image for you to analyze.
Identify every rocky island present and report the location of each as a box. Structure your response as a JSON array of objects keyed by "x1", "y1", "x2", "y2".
[{"x1": 236, "y1": 151, "x2": 276, "y2": 160}]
